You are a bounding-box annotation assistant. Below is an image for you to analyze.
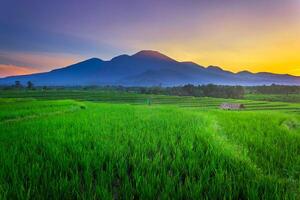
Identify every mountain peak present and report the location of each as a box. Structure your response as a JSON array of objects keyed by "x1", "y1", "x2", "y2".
[
  {"x1": 1, "y1": 51, "x2": 299, "y2": 86},
  {"x1": 50, "y1": 57, "x2": 104, "y2": 73},
  {"x1": 110, "y1": 54, "x2": 130, "y2": 61},
  {"x1": 237, "y1": 70, "x2": 252, "y2": 75},
  {"x1": 207, "y1": 65, "x2": 224, "y2": 71},
  {"x1": 132, "y1": 50, "x2": 175, "y2": 62},
  {"x1": 86, "y1": 57, "x2": 103, "y2": 61},
  {"x1": 78, "y1": 57, "x2": 103, "y2": 64}
]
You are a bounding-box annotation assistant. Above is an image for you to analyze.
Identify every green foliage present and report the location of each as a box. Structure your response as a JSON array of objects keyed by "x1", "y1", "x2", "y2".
[
  {"x1": 138, "y1": 84, "x2": 245, "y2": 99},
  {"x1": 246, "y1": 93, "x2": 300, "y2": 103},
  {"x1": 248, "y1": 84, "x2": 300, "y2": 95},
  {"x1": 0, "y1": 92, "x2": 299, "y2": 199}
]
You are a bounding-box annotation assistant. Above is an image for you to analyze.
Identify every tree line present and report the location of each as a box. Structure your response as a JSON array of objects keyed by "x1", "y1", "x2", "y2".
[
  {"x1": 248, "y1": 84, "x2": 300, "y2": 94},
  {"x1": 0, "y1": 81, "x2": 35, "y2": 90},
  {"x1": 1, "y1": 81, "x2": 299, "y2": 99},
  {"x1": 136, "y1": 84, "x2": 245, "y2": 98}
]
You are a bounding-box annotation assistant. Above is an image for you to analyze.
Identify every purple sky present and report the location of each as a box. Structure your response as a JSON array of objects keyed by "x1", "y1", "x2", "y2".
[{"x1": 0, "y1": 0, "x2": 299, "y2": 76}]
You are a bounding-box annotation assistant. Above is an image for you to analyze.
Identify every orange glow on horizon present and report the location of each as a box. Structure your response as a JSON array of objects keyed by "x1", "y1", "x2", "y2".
[
  {"x1": 142, "y1": 24, "x2": 300, "y2": 76},
  {"x1": 0, "y1": 64, "x2": 39, "y2": 78}
]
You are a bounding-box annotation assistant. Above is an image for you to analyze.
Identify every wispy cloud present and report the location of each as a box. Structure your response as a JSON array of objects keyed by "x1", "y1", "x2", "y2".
[
  {"x1": 0, "y1": 51, "x2": 85, "y2": 71},
  {"x1": 0, "y1": 64, "x2": 39, "y2": 78}
]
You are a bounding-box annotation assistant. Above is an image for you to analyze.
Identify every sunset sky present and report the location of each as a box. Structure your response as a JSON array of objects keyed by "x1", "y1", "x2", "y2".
[{"x1": 0, "y1": 0, "x2": 300, "y2": 77}]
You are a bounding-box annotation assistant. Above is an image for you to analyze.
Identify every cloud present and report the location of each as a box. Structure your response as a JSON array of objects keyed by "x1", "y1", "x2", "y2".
[
  {"x1": 0, "y1": 64, "x2": 39, "y2": 78},
  {"x1": 0, "y1": 51, "x2": 85, "y2": 71}
]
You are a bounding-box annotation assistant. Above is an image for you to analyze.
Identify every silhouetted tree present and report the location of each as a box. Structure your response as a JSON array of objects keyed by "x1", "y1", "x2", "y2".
[
  {"x1": 27, "y1": 81, "x2": 34, "y2": 90},
  {"x1": 14, "y1": 81, "x2": 22, "y2": 89}
]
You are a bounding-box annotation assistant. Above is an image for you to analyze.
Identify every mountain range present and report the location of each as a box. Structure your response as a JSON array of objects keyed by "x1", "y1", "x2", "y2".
[{"x1": 0, "y1": 50, "x2": 299, "y2": 86}]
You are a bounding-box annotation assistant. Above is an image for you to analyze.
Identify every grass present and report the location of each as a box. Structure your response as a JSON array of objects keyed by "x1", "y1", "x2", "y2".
[
  {"x1": 245, "y1": 93, "x2": 300, "y2": 103},
  {"x1": 0, "y1": 91, "x2": 299, "y2": 199},
  {"x1": 1, "y1": 90, "x2": 300, "y2": 113}
]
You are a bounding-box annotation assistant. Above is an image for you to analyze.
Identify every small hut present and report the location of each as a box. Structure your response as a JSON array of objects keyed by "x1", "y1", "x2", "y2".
[{"x1": 219, "y1": 103, "x2": 245, "y2": 110}]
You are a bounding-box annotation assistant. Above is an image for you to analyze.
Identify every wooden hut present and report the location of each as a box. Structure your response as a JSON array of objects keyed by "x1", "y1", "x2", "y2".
[{"x1": 219, "y1": 103, "x2": 245, "y2": 110}]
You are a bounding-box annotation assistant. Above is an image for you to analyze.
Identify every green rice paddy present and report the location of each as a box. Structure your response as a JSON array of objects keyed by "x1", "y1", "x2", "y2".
[{"x1": 0, "y1": 90, "x2": 299, "y2": 199}]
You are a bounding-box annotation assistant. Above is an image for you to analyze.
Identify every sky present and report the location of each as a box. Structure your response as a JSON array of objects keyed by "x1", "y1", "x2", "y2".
[{"x1": 0, "y1": 0, "x2": 300, "y2": 77}]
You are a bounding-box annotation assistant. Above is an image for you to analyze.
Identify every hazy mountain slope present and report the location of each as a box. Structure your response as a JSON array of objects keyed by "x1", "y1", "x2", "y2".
[{"x1": 0, "y1": 50, "x2": 299, "y2": 86}]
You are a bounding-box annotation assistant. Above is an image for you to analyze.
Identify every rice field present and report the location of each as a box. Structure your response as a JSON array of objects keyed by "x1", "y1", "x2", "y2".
[
  {"x1": 1, "y1": 90, "x2": 300, "y2": 113},
  {"x1": 245, "y1": 93, "x2": 300, "y2": 103},
  {"x1": 0, "y1": 90, "x2": 299, "y2": 199}
]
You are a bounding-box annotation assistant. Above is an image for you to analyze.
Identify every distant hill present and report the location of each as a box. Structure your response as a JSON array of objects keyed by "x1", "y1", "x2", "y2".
[{"x1": 0, "y1": 50, "x2": 299, "y2": 86}]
